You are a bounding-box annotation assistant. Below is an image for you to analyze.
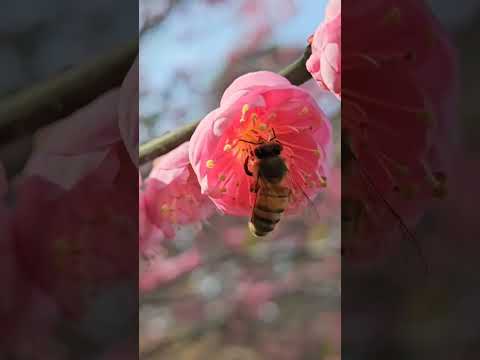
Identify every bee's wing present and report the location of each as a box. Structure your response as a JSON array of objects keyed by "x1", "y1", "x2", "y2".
[{"x1": 283, "y1": 172, "x2": 322, "y2": 223}]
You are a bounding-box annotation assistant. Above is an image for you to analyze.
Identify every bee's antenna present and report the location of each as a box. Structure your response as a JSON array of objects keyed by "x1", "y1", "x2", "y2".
[
  {"x1": 238, "y1": 139, "x2": 261, "y2": 145},
  {"x1": 270, "y1": 128, "x2": 277, "y2": 141}
]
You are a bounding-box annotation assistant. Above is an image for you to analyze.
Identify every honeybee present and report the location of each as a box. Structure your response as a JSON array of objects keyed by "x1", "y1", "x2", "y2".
[{"x1": 242, "y1": 133, "x2": 291, "y2": 237}]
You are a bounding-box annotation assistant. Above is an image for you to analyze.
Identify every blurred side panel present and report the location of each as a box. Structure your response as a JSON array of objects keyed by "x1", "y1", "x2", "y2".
[
  {"x1": 0, "y1": 0, "x2": 138, "y2": 358},
  {"x1": 342, "y1": 0, "x2": 480, "y2": 358}
]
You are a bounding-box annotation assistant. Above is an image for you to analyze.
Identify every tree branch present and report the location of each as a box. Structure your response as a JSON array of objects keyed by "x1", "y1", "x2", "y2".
[
  {"x1": 0, "y1": 40, "x2": 138, "y2": 146},
  {"x1": 139, "y1": 46, "x2": 312, "y2": 165}
]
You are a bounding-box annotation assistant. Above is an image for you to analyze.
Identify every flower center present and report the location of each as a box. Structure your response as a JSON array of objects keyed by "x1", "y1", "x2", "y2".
[{"x1": 226, "y1": 105, "x2": 276, "y2": 164}]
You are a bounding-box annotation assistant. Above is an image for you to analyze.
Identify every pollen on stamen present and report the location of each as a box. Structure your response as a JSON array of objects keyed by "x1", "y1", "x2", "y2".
[
  {"x1": 258, "y1": 123, "x2": 268, "y2": 131},
  {"x1": 206, "y1": 160, "x2": 216, "y2": 169},
  {"x1": 240, "y1": 104, "x2": 250, "y2": 122},
  {"x1": 224, "y1": 143, "x2": 232, "y2": 152},
  {"x1": 160, "y1": 204, "x2": 171, "y2": 214}
]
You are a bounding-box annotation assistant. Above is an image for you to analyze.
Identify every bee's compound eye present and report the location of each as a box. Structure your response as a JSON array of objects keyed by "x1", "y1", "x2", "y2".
[{"x1": 255, "y1": 148, "x2": 263, "y2": 158}]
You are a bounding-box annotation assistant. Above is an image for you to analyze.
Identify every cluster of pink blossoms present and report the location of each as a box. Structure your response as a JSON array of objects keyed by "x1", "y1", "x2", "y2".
[
  {"x1": 305, "y1": 0, "x2": 457, "y2": 262},
  {"x1": 139, "y1": 142, "x2": 214, "y2": 291},
  {"x1": 140, "y1": 72, "x2": 333, "y2": 291}
]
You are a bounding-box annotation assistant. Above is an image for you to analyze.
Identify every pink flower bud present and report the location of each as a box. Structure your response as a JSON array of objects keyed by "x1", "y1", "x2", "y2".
[
  {"x1": 189, "y1": 71, "x2": 332, "y2": 216},
  {"x1": 306, "y1": 0, "x2": 341, "y2": 98}
]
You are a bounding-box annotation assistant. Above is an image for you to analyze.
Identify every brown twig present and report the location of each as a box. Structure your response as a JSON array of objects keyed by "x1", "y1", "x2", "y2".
[
  {"x1": 0, "y1": 40, "x2": 138, "y2": 146},
  {"x1": 138, "y1": 46, "x2": 312, "y2": 165}
]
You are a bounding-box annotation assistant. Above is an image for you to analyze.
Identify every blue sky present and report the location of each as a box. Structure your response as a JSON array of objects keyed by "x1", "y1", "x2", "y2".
[{"x1": 140, "y1": 0, "x2": 329, "y2": 141}]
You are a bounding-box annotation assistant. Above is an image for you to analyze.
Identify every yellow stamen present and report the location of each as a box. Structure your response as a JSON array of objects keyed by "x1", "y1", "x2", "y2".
[
  {"x1": 206, "y1": 160, "x2": 215, "y2": 168},
  {"x1": 240, "y1": 104, "x2": 250, "y2": 122},
  {"x1": 224, "y1": 144, "x2": 232, "y2": 152},
  {"x1": 160, "y1": 204, "x2": 171, "y2": 214}
]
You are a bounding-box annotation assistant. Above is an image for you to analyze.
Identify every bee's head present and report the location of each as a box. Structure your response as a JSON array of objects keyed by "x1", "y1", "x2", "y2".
[{"x1": 254, "y1": 142, "x2": 283, "y2": 159}]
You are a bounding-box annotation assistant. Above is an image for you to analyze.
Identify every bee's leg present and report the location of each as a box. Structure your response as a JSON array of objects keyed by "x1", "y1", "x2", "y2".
[
  {"x1": 244, "y1": 156, "x2": 254, "y2": 177},
  {"x1": 270, "y1": 127, "x2": 277, "y2": 141}
]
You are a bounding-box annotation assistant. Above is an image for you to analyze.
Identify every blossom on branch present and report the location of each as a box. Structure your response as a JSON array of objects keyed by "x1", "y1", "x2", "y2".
[
  {"x1": 143, "y1": 142, "x2": 215, "y2": 240},
  {"x1": 189, "y1": 71, "x2": 332, "y2": 216},
  {"x1": 306, "y1": 0, "x2": 341, "y2": 98}
]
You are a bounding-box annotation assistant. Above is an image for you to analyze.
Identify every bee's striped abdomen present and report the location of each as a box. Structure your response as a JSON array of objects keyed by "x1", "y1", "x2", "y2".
[{"x1": 249, "y1": 185, "x2": 290, "y2": 237}]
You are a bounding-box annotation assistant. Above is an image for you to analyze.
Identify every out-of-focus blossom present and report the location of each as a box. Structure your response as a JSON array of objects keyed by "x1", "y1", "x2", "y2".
[
  {"x1": 235, "y1": 280, "x2": 277, "y2": 319},
  {"x1": 341, "y1": 0, "x2": 457, "y2": 262},
  {"x1": 13, "y1": 161, "x2": 136, "y2": 318},
  {"x1": 6, "y1": 291, "x2": 65, "y2": 360},
  {"x1": 306, "y1": 0, "x2": 341, "y2": 98},
  {"x1": 23, "y1": 89, "x2": 122, "y2": 190},
  {"x1": 0, "y1": 206, "x2": 33, "y2": 344},
  {"x1": 119, "y1": 57, "x2": 139, "y2": 165},
  {"x1": 143, "y1": 142, "x2": 215, "y2": 239},
  {"x1": 190, "y1": 71, "x2": 332, "y2": 216},
  {"x1": 139, "y1": 248, "x2": 202, "y2": 292}
]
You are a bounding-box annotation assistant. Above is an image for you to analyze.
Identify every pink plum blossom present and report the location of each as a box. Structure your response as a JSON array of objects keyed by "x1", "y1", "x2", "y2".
[
  {"x1": 306, "y1": 0, "x2": 341, "y2": 98},
  {"x1": 189, "y1": 71, "x2": 332, "y2": 216},
  {"x1": 119, "y1": 57, "x2": 139, "y2": 165},
  {"x1": 139, "y1": 176, "x2": 165, "y2": 257},
  {"x1": 143, "y1": 141, "x2": 215, "y2": 239},
  {"x1": 23, "y1": 89, "x2": 122, "y2": 190},
  {"x1": 13, "y1": 167, "x2": 136, "y2": 318}
]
